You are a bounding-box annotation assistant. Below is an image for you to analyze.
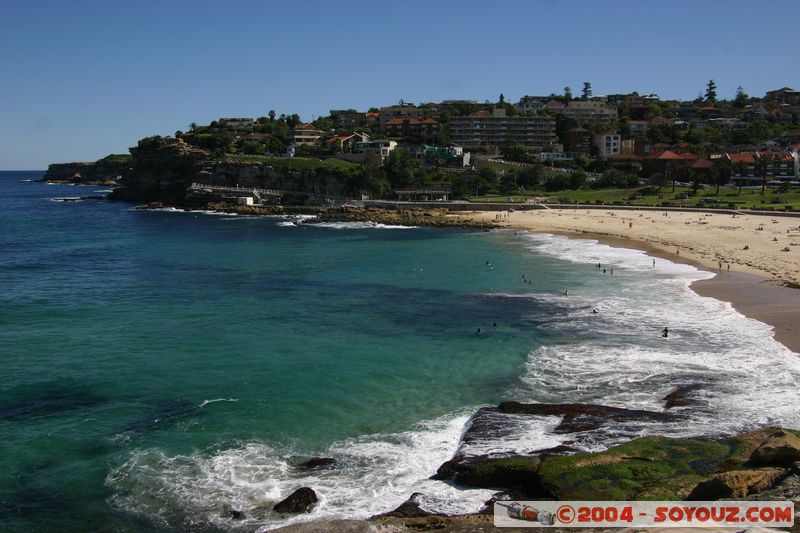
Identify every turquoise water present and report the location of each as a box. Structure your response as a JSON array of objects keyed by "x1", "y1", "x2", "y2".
[
  {"x1": 3, "y1": 172, "x2": 800, "y2": 531},
  {"x1": 0, "y1": 173, "x2": 575, "y2": 530}
]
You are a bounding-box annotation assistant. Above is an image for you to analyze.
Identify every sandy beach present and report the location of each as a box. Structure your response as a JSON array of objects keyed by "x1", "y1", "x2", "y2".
[{"x1": 462, "y1": 208, "x2": 800, "y2": 353}]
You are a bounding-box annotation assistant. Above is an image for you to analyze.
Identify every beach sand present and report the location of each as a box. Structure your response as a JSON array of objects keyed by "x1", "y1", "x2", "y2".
[{"x1": 461, "y1": 208, "x2": 800, "y2": 353}]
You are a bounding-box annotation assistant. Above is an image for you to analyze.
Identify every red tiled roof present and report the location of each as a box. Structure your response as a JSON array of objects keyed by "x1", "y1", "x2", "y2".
[
  {"x1": 469, "y1": 111, "x2": 492, "y2": 117},
  {"x1": 689, "y1": 158, "x2": 714, "y2": 169},
  {"x1": 645, "y1": 150, "x2": 686, "y2": 160},
  {"x1": 297, "y1": 123, "x2": 320, "y2": 131},
  {"x1": 365, "y1": 112, "x2": 380, "y2": 117},
  {"x1": 728, "y1": 152, "x2": 756, "y2": 163},
  {"x1": 700, "y1": 106, "x2": 720, "y2": 111},
  {"x1": 421, "y1": 118, "x2": 439, "y2": 124}
]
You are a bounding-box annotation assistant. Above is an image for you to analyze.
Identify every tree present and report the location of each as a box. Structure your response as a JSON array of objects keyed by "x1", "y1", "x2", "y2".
[
  {"x1": 384, "y1": 148, "x2": 419, "y2": 189},
  {"x1": 499, "y1": 93, "x2": 505, "y2": 104},
  {"x1": 564, "y1": 86, "x2": 573, "y2": 102},
  {"x1": 268, "y1": 110, "x2": 276, "y2": 122},
  {"x1": 582, "y1": 82, "x2": 592, "y2": 100},
  {"x1": 189, "y1": 122, "x2": 197, "y2": 132},
  {"x1": 705, "y1": 80, "x2": 717, "y2": 102},
  {"x1": 733, "y1": 86, "x2": 749, "y2": 108}
]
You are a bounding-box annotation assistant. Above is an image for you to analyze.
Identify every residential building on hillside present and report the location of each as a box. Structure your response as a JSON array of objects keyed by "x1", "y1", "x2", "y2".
[
  {"x1": 385, "y1": 117, "x2": 438, "y2": 139},
  {"x1": 328, "y1": 131, "x2": 371, "y2": 152},
  {"x1": 330, "y1": 109, "x2": 365, "y2": 129},
  {"x1": 564, "y1": 127, "x2": 593, "y2": 155},
  {"x1": 543, "y1": 100, "x2": 566, "y2": 114},
  {"x1": 766, "y1": 87, "x2": 800, "y2": 105},
  {"x1": 378, "y1": 104, "x2": 423, "y2": 133},
  {"x1": 516, "y1": 96, "x2": 545, "y2": 114},
  {"x1": 449, "y1": 108, "x2": 556, "y2": 148},
  {"x1": 563, "y1": 101, "x2": 617, "y2": 125},
  {"x1": 291, "y1": 123, "x2": 325, "y2": 146},
  {"x1": 355, "y1": 139, "x2": 397, "y2": 159},
  {"x1": 594, "y1": 132, "x2": 621, "y2": 158}
]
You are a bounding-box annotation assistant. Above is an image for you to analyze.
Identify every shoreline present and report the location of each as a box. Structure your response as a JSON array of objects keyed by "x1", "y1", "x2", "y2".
[{"x1": 461, "y1": 208, "x2": 800, "y2": 354}]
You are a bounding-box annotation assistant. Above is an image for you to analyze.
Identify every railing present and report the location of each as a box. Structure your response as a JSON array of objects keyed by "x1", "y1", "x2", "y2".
[{"x1": 189, "y1": 183, "x2": 284, "y2": 196}]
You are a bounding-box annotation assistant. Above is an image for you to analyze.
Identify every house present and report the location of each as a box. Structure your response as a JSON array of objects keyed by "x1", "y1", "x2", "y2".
[
  {"x1": 385, "y1": 117, "x2": 438, "y2": 139},
  {"x1": 354, "y1": 139, "x2": 398, "y2": 159},
  {"x1": 417, "y1": 145, "x2": 468, "y2": 165},
  {"x1": 449, "y1": 107, "x2": 556, "y2": 148},
  {"x1": 516, "y1": 96, "x2": 544, "y2": 114},
  {"x1": 594, "y1": 132, "x2": 622, "y2": 158},
  {"x1": 641, "y1": 150, "x2": 698, "y2": 177},
  {"x1": 378, "y1": 104, "x2": 423, "y2": 133},
  {"x1": 543, "y1": 99, "x2": 566, "y2": 114},
  {"x1": 291, "y1": 123, "x2": 325, "y2": 146},
  {"x1": 329, "y1": 109, "x2": 365, "y2": 129},
  {"x1": 725, "y1": 152, "x2": 758, "y2": 181},
  {"x1": 329, "y1": 131, "x2": 371, "y2": 152},
  {"x1": 563, "y1": 100, "x2": 617, "y2": 125},
  {"x1": 766, "y1": 87, "x2": 800, "y2": 105}
]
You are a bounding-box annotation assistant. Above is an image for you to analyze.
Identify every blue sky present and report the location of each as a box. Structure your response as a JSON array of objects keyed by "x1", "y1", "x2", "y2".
[{"x1": 1, "y1": 0, "x2": 797, "y2": 169}]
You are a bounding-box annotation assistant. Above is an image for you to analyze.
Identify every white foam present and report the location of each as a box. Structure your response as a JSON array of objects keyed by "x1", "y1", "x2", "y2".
[
  {"x1": 107, "y1": 411, "x2": 493, "y2": 530},
  {"x1": 49, "y1": 197, "x2": 82, "y2": 202},
  {"x1": 312, "y1": 221, "x2": 416, "y2": 230},
  {"x1": 198, "y1": 398, "x2": 239, "y2": 408},
  {"x1": 514, "y1": 232, "x2": 800, "y2": 443}
]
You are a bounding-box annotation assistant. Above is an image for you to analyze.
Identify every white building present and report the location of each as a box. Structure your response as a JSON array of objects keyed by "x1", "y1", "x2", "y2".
[{"x1": 594, "y1": 132, "x2": 621, "y2": 158}]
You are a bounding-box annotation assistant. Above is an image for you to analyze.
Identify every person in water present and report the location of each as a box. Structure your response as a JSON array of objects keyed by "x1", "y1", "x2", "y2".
[{"x1": 662, "y1": 327, "x2": 669, "y2": 338}]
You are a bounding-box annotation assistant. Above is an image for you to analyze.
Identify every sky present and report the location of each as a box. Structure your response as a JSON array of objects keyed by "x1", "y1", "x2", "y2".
[{"x1": 1, "y1": 0, "x2": 797, "y2": 169}]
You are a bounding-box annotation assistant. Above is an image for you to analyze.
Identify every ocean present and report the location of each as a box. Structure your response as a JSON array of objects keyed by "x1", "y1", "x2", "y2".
[{"x1": 2, "y1": 170, "x2": 799, "y2": 531}]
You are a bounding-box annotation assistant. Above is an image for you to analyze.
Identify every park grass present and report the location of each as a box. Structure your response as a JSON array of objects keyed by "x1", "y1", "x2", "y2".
[{"x1": 469, "y1": 186, "x2": 800, "y2": 211}]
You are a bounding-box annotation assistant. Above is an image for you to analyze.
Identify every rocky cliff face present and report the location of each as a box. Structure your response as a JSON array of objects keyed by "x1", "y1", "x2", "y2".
[
  {"x1": 43, "y1": 155, "x2": 132, "y2": 184},
  {"x1": 109, "y1": 137, "x2": 210, "y2": 204},
  {"x1": 108, "y1": 136, "x2": 352, "y2": 205}
]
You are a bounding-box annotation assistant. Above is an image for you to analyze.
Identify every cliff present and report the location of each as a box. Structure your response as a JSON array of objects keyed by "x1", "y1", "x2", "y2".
[
  {"x1": 42, "y1": 154, "x2": 132, "y2": 185},
  {"x1": 107, "y1": 136, "x2": 358, "y2": 206}
]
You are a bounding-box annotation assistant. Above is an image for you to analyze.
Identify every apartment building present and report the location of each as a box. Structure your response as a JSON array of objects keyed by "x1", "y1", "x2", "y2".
[{"x1": 449, "y1": 108, "x2": 556, "y2": 148}]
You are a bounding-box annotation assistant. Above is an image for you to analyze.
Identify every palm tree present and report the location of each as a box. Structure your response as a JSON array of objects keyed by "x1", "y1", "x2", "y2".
[{"x1": 189, "y1": 122, "x2": 197, "y2": 132}]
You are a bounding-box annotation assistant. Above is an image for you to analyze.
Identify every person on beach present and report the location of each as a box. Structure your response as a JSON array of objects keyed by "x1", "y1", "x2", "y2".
[
  {"x1": 564, "y1": 289, "x2": 569, "y2": 296},
  {"x1": 662, "y1": 327, "x2": 669, "y2": 338},
  {"x1": 652, "y1": 258, "x2": 656, "y2": 268}
]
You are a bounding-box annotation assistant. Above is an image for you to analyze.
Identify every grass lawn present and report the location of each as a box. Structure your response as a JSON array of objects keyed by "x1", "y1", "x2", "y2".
[{"x1": 469, "y1": 186, "x2": 800, "y2": 211}]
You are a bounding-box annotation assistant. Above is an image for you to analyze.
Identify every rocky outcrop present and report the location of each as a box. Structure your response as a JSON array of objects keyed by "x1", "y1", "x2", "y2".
[
  {"x1": 372, "y1": 493, "x2": 432, "y2": 519},
  {"x1": 42, "y1": 154, "x2": 131, "y2": 185},
  {"x1": 687, "y1": 468, "x2": 785, "y2": 499},
  {"x1": 495, "y1": 401, "x2": 677, "y2": 433},
  {"x1": 748, "y1": 429, "x2": 800, "y2": 467},
  {"x1": 297, "y1": 457, "x2": 336, "y2": 470},
  {"x1": 317, "y1": 207, "x2": 495, "y2": 228},
  {"x1": 273, "y1": 487, "x2": 318, "y2": 514},
  {"x1": 663, "y1": 384, "x2": 704, "y2": 409}
]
